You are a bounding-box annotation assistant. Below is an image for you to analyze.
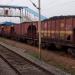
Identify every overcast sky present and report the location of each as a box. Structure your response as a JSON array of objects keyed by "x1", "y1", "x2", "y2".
[{"x1": 0, "y1": 0, "x2": 75, "y2": 22}]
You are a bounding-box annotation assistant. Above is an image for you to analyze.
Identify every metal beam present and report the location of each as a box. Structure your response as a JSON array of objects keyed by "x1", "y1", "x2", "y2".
[
  {"x1": 0, "y1": 15, "x2": 21, "y2": 17},
  {"x1": 0, "y1": 5, "x2": 28, "y2": 9}
]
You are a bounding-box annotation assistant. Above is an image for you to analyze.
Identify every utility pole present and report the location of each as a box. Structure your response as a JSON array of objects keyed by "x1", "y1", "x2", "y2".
[
  {"x1": 38, "y1": 0, "x2": 41, "y2": 59},
  {"x1": 29, "y1": 0, "x2": 41, "y2": 59}
]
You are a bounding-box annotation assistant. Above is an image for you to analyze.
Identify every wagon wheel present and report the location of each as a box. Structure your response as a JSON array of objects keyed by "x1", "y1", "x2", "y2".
[{"x1": 68, "y1": 48, "x2": 75, "y2": 57}]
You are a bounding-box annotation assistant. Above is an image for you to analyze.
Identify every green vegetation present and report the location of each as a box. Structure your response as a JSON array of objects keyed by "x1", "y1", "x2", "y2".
[
  {"x1": 47, "y1": 60, "x2": 75, "y2": 75},
  {"x1": 30, "y1": 52, "x2": 75, "y2": 75},
  {"x1": 29, "y1": 52, "x2": 41, "y2": 60}
]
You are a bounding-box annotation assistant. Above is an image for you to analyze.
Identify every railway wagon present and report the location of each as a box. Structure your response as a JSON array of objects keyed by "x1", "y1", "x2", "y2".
[
  {"x1": 40, "y1": 16, "x2": 75, "y2": 54},
  {"x1": 0, "y1": 25, "x2": 15, "y2": 38},
  {"x1": 41, "y1": 16, "x2": 73, "y2": 44},
  {"x1": 14, "y1": 21, "x2": 38, "y2": 44},
  {"x1": 1, "y1": 16, "x2": 75, "y2": 55},
  {"x1": 14, "y1": 16, "x2": 75, "y2": 47}
]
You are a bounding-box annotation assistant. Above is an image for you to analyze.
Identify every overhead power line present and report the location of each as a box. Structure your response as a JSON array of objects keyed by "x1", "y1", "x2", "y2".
[{"x1": 29, "y1": 0, "x2": 39, "y2": 9}]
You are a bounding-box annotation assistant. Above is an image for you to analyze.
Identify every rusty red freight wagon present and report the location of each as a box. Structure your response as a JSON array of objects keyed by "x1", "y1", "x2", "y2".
[
  {"x1": 14, "y1": 21, "x2": 38, "y2": 43},
  {"x1": 1, "y1": 15, "x2": 75, "y2": 55},
  {"x1": 12, "y1": 16, "x2": 75, "y2": 49},
  {"x1": 0, "y1": 25, "x2": 15, "y2": 38}
]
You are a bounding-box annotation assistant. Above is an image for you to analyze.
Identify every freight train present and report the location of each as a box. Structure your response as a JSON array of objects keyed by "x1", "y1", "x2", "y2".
[{"x1": 0, "y1": 15, "x2": 75, "y2": 56}]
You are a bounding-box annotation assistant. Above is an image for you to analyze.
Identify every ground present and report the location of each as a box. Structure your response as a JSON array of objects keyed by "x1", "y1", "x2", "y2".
[{"x1": 0, "y1": 37, "x2": 75, "y2": 75}]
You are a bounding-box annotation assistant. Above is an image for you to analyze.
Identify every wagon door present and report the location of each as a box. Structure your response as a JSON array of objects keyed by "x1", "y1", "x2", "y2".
[{"x1": 27, "y1": 24, "x2": 36, "y2": 38}]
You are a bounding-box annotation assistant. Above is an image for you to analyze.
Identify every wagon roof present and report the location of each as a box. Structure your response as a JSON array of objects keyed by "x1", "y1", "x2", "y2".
[
  {"x1": 43, "y1": 15, "x2": 75, "y2": 21},
  {"x1": 0, "y1": 22, "x2": 17, "y2": 26}
]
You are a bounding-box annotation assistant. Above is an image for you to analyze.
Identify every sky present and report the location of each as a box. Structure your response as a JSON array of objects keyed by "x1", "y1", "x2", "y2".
[{"x1": 0, "y1": 0, "x2": 75, "y2": 23}]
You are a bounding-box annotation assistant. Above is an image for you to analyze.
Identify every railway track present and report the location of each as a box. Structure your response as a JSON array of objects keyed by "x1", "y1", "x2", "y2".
[
  {"x1": 0, "y1": 45, "x2": 51, "y2": 75},
  {"x1": 0, "y1": 56, "x2": 19, "y2": 75}
]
